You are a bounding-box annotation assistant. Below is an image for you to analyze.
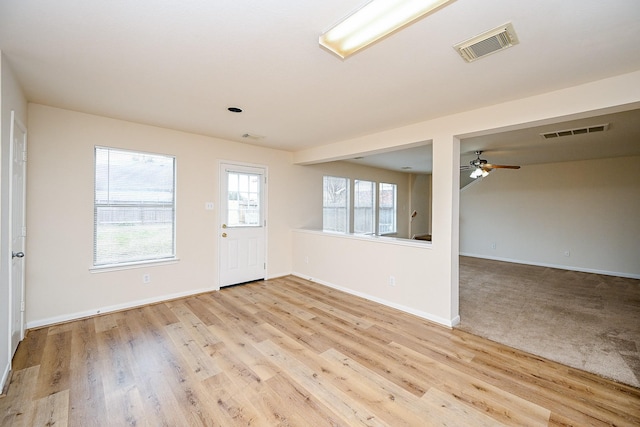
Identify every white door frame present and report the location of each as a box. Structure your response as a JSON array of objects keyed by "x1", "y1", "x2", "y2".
[
  {"x1": 8, "y1": 110, "x2": 27, "y2": 361},
  {"x1": 218, "y1": 160, "x2": 268, "y2": 287}
]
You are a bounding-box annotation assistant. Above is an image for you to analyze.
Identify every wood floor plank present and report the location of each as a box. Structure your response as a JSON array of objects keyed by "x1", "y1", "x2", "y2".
[
  {"x1": 4, "y1": 275, "x2": 639, "y2": 426},
  {"x1": 0, "y1": 365, "x2": 39, "y2": 427},
  {"x1": 92, "y1": 313, "x2": 118, "y2": 333},
  {"x1": 68, "y1": 318, "x2": 107, "y2": 427},
  {"x1": 164, "y1": 320, "x2": 222, "y2": 381},
  {"x1": 34, "y1": 330, "x2": 72, "y2": 400},
  {"x1": 10, "y1": 327, "x2": 47, "y2": 371},
  {"x1": 201, "y1": 371, "x2": 271, "y2": 427},
  {"x1": 112, "y1": 309, "x2": 194, "y2": 426},
  {"x1": 420, "y1": 387, "x2": 512, "y2": 427},
  {"x1": 256, "y1": 338, "x2": 379, "y2": 426},
  {"x1": 319, "y1": 347, "x2": 459, "y2": 426},
  {"x1": 30, "y1": 389, "x2": 69, "y2": 427},
  {"x1": 234, "y1": 281, "x2": 317, "y2": 322}
]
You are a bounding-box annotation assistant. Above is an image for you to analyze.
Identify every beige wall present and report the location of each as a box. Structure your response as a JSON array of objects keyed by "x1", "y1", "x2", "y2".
[
  {"x1": 410, "y1": 173, "x2": 431, "y2": 238},
  {"x1": 460, "y1": 156, "x2": 640, "y2": 278},
  {"x1": 25, "y1": 104, "x2": 304, "y2": 326}
]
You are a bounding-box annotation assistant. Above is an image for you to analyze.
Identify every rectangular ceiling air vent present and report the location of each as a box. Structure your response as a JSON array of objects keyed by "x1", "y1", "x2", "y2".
[
  {"x1": 541, "y1": 124, "x2": 610, "y2": 139},
  {"x1": 454, "y1": 22, "x2": 519, "y2": 62}
]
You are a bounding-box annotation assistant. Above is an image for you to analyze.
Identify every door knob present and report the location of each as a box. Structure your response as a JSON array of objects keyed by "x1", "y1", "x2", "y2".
[
  {"x1": 12, "y1": 251, "x2": 24, "y2": 258},
  {"x1": 221, "y1": 233, "x2": 227, "y2": 238},
  {"x1": 222, "y1": 224, "x2": 227, "y2": 229}
]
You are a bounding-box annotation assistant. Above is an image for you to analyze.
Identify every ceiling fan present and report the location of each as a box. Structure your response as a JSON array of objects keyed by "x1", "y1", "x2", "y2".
[{"x1": 461, "y1": 151, "x2": 520, "y2": 179}]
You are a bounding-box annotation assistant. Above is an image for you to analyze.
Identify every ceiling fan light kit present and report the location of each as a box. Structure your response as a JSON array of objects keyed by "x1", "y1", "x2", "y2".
[
  {"x1": 464, "y1": 150, "x2": 521, "y2": 179},
  {"x1": 470, "y1": 167, "x2": 489, "y2": 179}
]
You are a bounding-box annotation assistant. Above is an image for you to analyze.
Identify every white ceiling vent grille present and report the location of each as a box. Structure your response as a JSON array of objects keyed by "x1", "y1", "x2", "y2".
[
  {"x1": 454, "y1": 23, "x2": 519, "y2": 62},
  {"x1": 541, "y1": 124, "x2": 610, "y2": 139}
]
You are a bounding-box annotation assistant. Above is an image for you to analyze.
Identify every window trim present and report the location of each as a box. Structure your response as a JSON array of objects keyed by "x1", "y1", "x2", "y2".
[{"x1": 89, "y1": 257, "x2": 179, "y2": 273}]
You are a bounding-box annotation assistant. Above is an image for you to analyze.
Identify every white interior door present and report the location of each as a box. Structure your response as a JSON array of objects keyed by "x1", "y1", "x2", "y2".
[
  {"x1": 9, "y1": 111, "x2": 27, "y2": 357},
  {"x1": 219, "y1": 163, "x2": 266, "y2": 287}
]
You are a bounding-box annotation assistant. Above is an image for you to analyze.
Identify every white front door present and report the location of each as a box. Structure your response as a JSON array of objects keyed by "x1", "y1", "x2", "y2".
[
  {"x1": 219, "y1": 163, "x2": 266, "y2": 287},
  {"x1": 9, "y1": 111, "x2": 27, "y2": 357}
]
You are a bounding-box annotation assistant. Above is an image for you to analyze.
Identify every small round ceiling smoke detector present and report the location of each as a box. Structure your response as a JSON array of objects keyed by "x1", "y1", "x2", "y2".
[{"x1": 228, "y1": 107, "x2": 243, "y2": 113}]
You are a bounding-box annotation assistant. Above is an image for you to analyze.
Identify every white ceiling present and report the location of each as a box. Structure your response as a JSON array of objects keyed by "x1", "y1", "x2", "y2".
[{"x1": 1, "y1": 0, "x2": 639, "y2": 165}]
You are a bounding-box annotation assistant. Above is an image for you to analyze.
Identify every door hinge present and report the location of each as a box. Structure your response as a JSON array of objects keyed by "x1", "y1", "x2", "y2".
[
  {"x1": 22, "y1": 151, "x2": 27, "y2": 162},
  {"x1": 22, "y1": 226, "x2": 27, "y2": 237},
  {"x1": 264, "y1": 263, "x2": 266, "y2": 270},
  {"x1": 21, "y1": 301, "x2": 25, "y2": 312}
]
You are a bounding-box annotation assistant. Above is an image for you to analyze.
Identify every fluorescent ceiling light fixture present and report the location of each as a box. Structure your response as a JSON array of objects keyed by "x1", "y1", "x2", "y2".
[{"x1": 320, "y1": 0, "x2": 455, "y2": 59}]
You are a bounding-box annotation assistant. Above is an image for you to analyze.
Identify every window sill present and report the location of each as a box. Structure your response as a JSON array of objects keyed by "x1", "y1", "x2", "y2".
[
  {"x1": 295, "y1": 229, "x2": 432, "y2": 248},
  {"x1": 89, "y1": 258, "x2": 180, "y2": 273}
]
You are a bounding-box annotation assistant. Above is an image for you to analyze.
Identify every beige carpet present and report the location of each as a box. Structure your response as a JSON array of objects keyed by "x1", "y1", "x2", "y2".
[{"x1": 457, "y1": 256, "x2": 640, "y2": 388}]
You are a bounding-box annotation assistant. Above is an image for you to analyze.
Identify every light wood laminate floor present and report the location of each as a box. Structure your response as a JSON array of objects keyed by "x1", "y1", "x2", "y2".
[{"x1": 2, "y1": 275, "x2": 639, "y2": 426}]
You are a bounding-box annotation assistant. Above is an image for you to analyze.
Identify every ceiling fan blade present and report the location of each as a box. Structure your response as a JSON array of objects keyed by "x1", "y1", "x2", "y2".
[
  {"x1": 484, "y1": 164, "x2": 520, "y2": 170},
  {"x1": 460, "y1": 165, "x2": 475, "y2": 171}
]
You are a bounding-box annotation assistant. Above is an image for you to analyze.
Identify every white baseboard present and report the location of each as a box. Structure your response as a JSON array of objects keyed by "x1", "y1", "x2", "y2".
[
  {"x1": 26, "y1": 285, "x2": 219, "y2": 330},
  {"x1": 291, "y1": 272, "x2": 459, "y2": 328},
  {"x1": 459, "y1": 253, "x2": 640, "y2": 280}
]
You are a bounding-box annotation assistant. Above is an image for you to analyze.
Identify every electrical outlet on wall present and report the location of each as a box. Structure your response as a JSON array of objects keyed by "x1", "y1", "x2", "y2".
[{"x1": 143, "y1": 274, "x2": 151, "y2": 284}]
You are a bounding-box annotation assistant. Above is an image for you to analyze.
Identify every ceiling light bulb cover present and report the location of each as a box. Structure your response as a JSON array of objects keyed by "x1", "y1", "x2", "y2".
[
  {"x1": 320, "y1": 0, "x2": 454, "y2": 59},
  {"x1": 470, "y1": 168, "x2": 482, "y2": 179}
]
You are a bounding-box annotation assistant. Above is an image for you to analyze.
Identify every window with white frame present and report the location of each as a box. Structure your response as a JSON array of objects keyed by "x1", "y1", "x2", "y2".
[
  {"x1": 354, "y1": 180, "x2": 375, "y2": 234},
  {"x1": 323, "y1": 176, "x2": 349, "y2": 232},
  {"x1": 94, "y1": 147, "x2": 176, "y2": 266},
  {"x1": 378, "y1": 182, "x2": 397, "y2": 235},
  {"x1": 322, "y1": 176, "x2": 398, "y2": 236}
]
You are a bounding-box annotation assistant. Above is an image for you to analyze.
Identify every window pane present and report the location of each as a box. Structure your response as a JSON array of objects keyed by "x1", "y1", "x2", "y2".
[
  {"x1": 227, "y1": 171, "x2": 261, "y2": 227},
  {"x1": 354, "y1": 180, "x2": 375, "y2": 234},
  {"x1": 379, "y1": 183, "x2": 397, "y2": 234},
  {"x1": 323, "y1": 176, "x2": 349, "y2": 233},
  {"x1": 94, "y1": 147, "x2": 175, "y2": 265}
]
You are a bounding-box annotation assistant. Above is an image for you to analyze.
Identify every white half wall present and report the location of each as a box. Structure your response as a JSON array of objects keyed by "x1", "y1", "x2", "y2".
[
  {"x1": 460, "y1": 156, "x2": 640, "y2": 278},
  {"x1": 292, "y1": 230, "x2": 457, "y2": 326}
]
